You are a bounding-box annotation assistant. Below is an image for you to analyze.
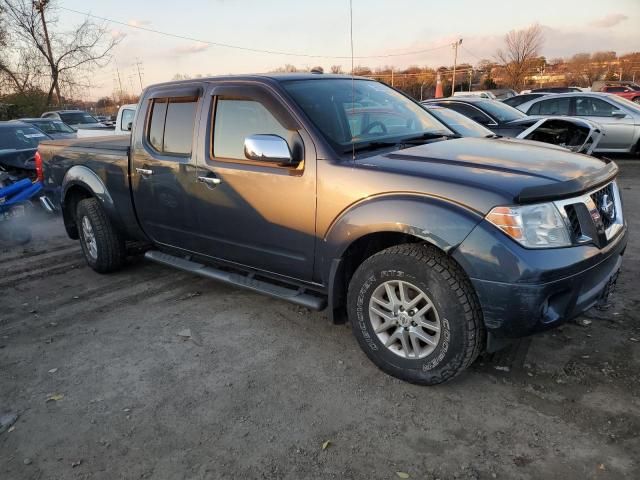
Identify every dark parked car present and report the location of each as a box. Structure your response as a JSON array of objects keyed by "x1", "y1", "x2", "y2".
[
  {"x1": 40, "y1": 110, "x2": 106, "y2": 129},
  {"x1": 502, "y1": 92, "x2": 553, "y2": 109},
  {"x1": 15, "y1": 118, "x2": 77, "y2": 139},
  {"x1": 531, "y1": 87, "x2": 583, "y2": 93},
  {"x1": 421, "y1": 96, "x2": 602, "y2": 154},
  {"x1": 421, "y1": 104, "x2": 590, "y2": 152},
  {"x1": 39, "y1": 74, "x2": 626, "y2": 385},
  {"x1": 0, "y1": 121, "x2": 51, "y2": 176}
]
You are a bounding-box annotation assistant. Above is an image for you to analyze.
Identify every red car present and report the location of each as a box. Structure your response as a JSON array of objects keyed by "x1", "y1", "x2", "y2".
[{"x1": 600, "y1": 85, "x2": 640, "y2": 104}]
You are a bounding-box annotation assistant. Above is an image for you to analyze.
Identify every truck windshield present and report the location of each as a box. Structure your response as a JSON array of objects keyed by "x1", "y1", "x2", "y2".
[
  {"x1": 282, "y1": 78, "x2": 453, "y2": 153},
  {"x1": 59, "y1": 112, "x2": 99, "y2": 124}
]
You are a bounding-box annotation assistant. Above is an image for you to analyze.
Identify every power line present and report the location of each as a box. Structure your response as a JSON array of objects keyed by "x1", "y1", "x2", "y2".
[
  {"x1": 461, "y1": 45, "x2": 484, "y2": 63},
  {"x1": 58, "y1": 5, "x2": 452, "y2": 60}
]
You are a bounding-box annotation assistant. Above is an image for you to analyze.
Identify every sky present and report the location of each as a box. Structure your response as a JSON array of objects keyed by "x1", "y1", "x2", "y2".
[{"x1": 53, "y1": 0, "x2": 640, "y2": 100}]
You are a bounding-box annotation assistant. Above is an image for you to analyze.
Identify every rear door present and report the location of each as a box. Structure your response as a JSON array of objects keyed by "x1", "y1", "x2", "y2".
[
  {"x1": 131, "y1": 86, "x2": 203, "y2": 247},
  {"x1": 190, "y1": 82, "x2": 317, "y2": 281}
]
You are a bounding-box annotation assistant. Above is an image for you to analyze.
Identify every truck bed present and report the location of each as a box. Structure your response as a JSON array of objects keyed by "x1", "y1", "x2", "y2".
[{"x1": 40, "y1": 134, "x2": 131, "y2": 153}]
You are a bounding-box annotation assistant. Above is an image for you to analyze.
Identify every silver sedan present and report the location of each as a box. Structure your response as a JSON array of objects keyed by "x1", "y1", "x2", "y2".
[{"x1": 515, "y1": 92, "x2": 640, "y2": 154}]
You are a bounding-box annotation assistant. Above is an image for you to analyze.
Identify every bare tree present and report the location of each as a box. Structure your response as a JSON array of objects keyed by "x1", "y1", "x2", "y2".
[
  {"x1": 330, "y1": 65, "x2": 343, "y2": 74},
  {"x1": 495, "y1": 24, "x2": 544, "y2": 90},
  {"x1": 2, "y1": 0, "x2": 121, "y2": 105}
]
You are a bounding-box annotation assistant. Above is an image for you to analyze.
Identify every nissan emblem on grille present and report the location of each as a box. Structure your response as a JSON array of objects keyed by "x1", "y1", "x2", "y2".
[{"x1": 599, "y1": 193, "x2": 615, "y2": 222}]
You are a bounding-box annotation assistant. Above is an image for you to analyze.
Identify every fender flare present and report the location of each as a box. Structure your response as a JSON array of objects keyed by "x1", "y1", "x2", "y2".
[
  {"x1": 61, "y1": 165, "x2": 122, "y2": 230},
  {"x1": 321, "y1": 193, "x2": 483, "y2": 266}
]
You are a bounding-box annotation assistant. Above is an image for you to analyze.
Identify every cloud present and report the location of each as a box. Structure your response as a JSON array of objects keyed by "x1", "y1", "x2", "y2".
[
  {"x1": 172, "y1": 42, "x2": 210, "y2": 55},
  {"x1": 589, "y1": 14, "x2": 628, "y2": 28},
  {"x1": 128, "y1": 19, "x2": 151, "y2": 28},
  {"x1": 110, "y1": 29, "x2": 127, "y2": 42}
]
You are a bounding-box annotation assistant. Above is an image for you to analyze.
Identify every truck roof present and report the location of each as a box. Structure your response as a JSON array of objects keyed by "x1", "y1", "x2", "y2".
[{"x1": 147, "y1": 72, "x2": 372, "y2": 89}]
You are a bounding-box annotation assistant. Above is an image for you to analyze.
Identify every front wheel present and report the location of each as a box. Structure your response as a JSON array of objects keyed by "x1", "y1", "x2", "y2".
[
  {"x1": 347, "y1": 243, "x2": 485, "y2": 385},
  {"x1": 632, "y1": 97, "x2": 640, "y2": 104},
  {"x1": 76, "y1": 198, "x2": 126, "y2": 273}
]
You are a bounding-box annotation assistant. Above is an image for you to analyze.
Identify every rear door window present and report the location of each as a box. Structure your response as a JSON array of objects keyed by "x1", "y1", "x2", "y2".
[
  {"x1": 148, "y1": 100, "x2": 167, "y2": 151},
  {"x1": 529, "y1": 98, "x2": 570, "y2": 115},
  {"x1": 147, "y1": 97, "x2": 198, "y2": 155}
]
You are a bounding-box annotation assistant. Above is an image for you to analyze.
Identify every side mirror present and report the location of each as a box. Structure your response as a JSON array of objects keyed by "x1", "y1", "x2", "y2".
[
  {"x1": 611, "y1": 110, "x2": 627, "y2": 119},
  {"x1": 244, "y1": 134, "x2": 295, "y2": 165},
  {"x1": 126, "y1": 122, "x2": 133, "y2": 131}
]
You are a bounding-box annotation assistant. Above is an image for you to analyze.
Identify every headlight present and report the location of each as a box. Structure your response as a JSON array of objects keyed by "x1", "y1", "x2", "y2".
[{"x1": 486, "y1": 202, "x2": 571, "y2": 248}]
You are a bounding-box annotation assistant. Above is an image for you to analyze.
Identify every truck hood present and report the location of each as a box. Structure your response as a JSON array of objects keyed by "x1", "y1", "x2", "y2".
[{"x1": 357, "y1": 137, "x2": 615, "y2": 204}]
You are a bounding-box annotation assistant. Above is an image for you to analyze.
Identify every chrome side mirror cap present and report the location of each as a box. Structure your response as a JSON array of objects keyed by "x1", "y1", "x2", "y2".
[{"x1": 244, "y1": 134, "x2": 295, "y2": 165}]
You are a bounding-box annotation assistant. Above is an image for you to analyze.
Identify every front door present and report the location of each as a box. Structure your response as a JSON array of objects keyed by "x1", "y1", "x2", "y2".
[
  {"x1": 573, "y1": 96, "x2": 635, "y2": 151},
  {"x1": 189, "y1": 84, "x2": 317, "y2": 281},
  {"x1": 131, "y1": 92, "x2": 202, "y2": 247}
]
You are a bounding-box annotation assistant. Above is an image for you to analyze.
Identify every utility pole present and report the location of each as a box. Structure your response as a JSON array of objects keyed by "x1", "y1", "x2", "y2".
[
  {"x1": 115, "y1": 65, "x2": 124, "y2": 101},
  {"x1": 451, "y1": 38, "x2": 462, "y2": 96},
  {"x1": 34, "y1": 0, "x2": 60, "y2": 105},
  {"x1": 391, "y1": 67, "x2": 394, "y2": 87},
  {"x1": 468, "y1": 69, "x2": 473, "y2": 92},
  {"x1": 135, "y1": 59, "x2": 144, "y2": 90}
]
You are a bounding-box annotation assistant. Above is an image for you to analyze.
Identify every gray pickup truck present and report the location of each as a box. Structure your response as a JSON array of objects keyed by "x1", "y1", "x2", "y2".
[{"x1": 39, "y1": 74, "x2": 627, "y2": 385}]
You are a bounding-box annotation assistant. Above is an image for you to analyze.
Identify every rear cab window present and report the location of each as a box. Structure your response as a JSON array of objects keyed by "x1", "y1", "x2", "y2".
[{"x1": 120, "y1": 109, "x2": 135, "y2": 131}]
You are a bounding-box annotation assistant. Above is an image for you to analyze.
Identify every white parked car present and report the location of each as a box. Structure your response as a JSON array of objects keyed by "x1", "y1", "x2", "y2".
[{"x1": 516, "y1": 92, "x2": 640, "y2": 153}]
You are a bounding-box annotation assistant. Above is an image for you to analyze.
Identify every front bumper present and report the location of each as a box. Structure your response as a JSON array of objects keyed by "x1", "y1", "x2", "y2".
[{"x1": 453, "y1": 220, "x2": 627, "y2": 338}]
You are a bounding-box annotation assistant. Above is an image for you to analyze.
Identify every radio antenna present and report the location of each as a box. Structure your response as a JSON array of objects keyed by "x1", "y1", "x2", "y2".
[{"x1": 349, "y1": 0, "x2": 355, "y2": 162}]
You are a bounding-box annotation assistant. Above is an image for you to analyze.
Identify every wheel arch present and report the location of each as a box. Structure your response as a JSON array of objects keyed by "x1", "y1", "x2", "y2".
[
  {"x1": 321, "y1": 194, "x2": 483, "y2": 323},
  {"x1": 61, "y1": 165, "x2": 119, "y2": 239}
]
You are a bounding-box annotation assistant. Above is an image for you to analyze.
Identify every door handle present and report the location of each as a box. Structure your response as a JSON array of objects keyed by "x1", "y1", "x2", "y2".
[
  {"x1": 198, "y1": 176, "x2": 221, "y2": 187},
  {"x1": 136, "y1": 167, "x2": 153, "y2": 176}
]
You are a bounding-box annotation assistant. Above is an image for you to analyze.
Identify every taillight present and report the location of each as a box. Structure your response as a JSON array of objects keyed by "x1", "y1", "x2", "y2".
[{"x1": 35, "y1": 150, "x2": 43, "y2": 182}]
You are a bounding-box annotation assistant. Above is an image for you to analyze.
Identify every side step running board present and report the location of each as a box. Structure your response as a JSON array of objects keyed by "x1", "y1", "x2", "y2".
[{"x1": 144, "y1": 250, "x2": 327, "y2": 311}]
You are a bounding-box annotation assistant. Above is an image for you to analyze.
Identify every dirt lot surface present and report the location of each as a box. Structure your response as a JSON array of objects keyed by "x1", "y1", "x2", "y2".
[{"x1": 1, "y1": 160, "x2": 639, "y2": 480}]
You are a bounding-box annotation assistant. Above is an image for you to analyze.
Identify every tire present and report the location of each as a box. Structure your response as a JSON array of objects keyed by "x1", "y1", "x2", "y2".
[
  {"x1": 632, "y1": 97, "x2": 640, "y2": 104},
  {"x1": 76, "y1": 197, "x2": 126, "y2": 273},
  {"x1": 347, "y1": 243, "x2": 485, "y2": 385}
]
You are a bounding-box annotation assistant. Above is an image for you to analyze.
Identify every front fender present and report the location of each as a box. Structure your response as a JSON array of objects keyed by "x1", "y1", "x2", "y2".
[{"x1": 321, "y1": 193, "x2": 483, "y2": 273}]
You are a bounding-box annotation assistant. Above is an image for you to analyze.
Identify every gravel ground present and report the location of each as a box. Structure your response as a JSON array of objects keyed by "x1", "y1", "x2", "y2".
[{"x1": 1, "y1": 159, "x2": 639, "y2": 480}]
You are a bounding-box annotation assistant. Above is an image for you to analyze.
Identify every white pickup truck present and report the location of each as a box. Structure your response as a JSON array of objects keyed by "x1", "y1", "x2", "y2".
[{"x1": 75, "y1": 104, "x2": 137, "y2": 138}]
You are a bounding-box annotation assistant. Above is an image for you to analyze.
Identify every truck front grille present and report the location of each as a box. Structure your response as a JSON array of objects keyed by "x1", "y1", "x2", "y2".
[
  {"x1": 591, "y1": 183, "x2": 616, "y2": 230},
  {"x1": 564, "y1": 204, "x2": 582, "y2": 239},
  {"x1": 554, "y1": 181, "x2": 623, "y2": 247}
]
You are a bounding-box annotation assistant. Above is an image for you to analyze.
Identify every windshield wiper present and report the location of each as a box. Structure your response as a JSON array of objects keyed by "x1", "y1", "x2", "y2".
[
  {"x1": 344, "y1": 140, "x2": 400, "y2": 154},
  {"x1": 400, "y1": 132, "x2": 460, "y2": 143}
]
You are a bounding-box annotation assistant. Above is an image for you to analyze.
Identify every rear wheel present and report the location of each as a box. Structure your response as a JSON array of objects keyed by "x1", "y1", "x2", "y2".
[
  {"x1": 632, "y1": 97, "x2": 640, "y2": 104},
  {"x1": 76, "y1": 198, "x2": 126, "y2": 273},
  {"x1": 347, "y1": 243, "x2": 485, "y2": 385}
]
